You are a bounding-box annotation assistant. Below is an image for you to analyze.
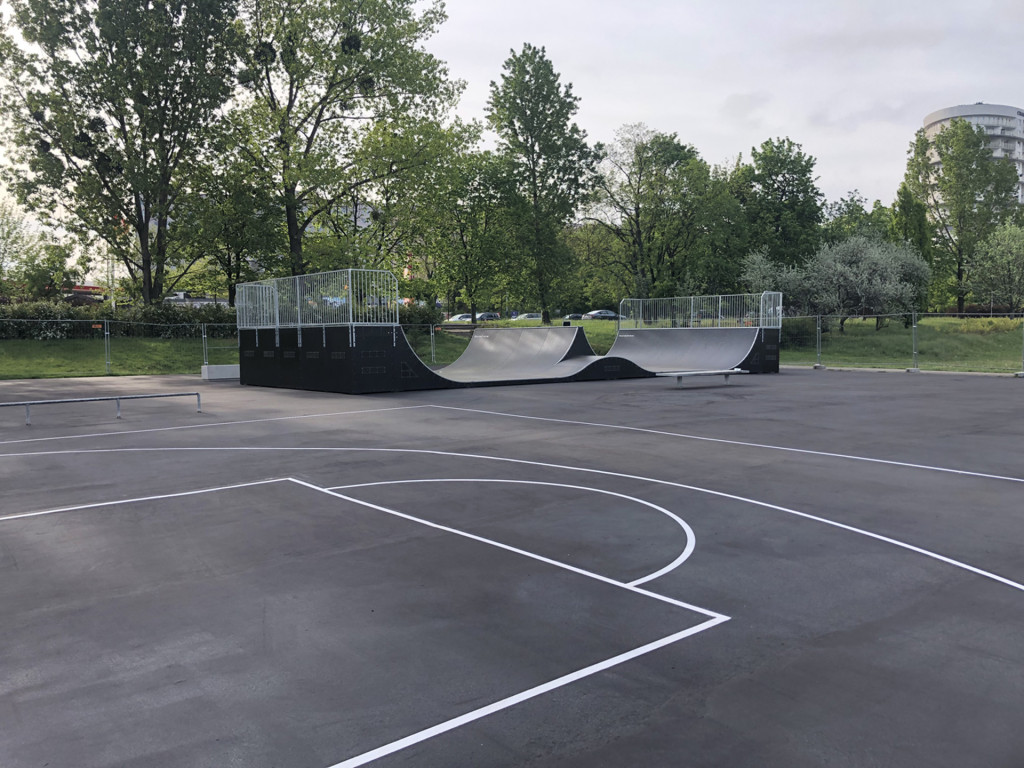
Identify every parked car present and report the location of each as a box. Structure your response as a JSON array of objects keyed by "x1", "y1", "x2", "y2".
[
  {"x1": 583, "y1": 309, "x2": 618, "y2": 320},
  {"x1": 562, "y1": 313, "x2": 583, "y2": 320},
  {"x1": 449, "y1": 313, "x2": 473, "y2": 322},
  {"x1": 516, "y1": 313, "x2": 543, "y2": 321},
  {"x1": 476, "y1": 311, "x2": 500, "y2": 321}
]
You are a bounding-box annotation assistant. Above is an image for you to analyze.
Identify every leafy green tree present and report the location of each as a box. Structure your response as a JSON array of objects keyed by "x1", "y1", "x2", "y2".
[
  {"x1": 904, "y1": 118, "x2": 1019, "y2": 311},
  {"x1": 0, "y1": 198, "x2": 45, "y2": 298},
  {"x1": 744, "y1": 236, "x2": 929, "y2": 327},
  {"x1": 234, "y1": 0, "x2": 455, "y2": 277},
  {"x1": 0, "y1": 0, "x2": 241, "y2": 303},
  {"x1": 487, "y1": 43, "x2": 599, "y2": 323},
  {"x1": 973, "y1": 223, "x2": 1024, "y2": 313},
  {"x1": 888, "y1": 182, "x2": 933, "y2": 265},
  {"x1": 14, "y1": 241, "x2": 85, "y2": 301},
  {"x1": 822, "y1": 190, "x2": 890, "y2": 244},
  {"x1": 737, "y1": 137, "x2": 824, "y2": 267},
  {"x1": 586, "y1": 124, "x2": 745, "y2": 298},
  {"x1": 174, "y1": 141, "x2": 287, "y2": 306}
]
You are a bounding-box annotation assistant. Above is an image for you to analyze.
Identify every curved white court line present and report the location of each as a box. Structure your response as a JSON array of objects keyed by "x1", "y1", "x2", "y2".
[
  {"x1": 329, "y1": 478, "x2": 695, "y2": 586},
  {"x1": 1, "y1": 400, "x2": 1020, "y2": 483},
  {"x1": 3, "y1": 445, "x2": 1023, "y2": 595},
  {"x1": 426, "y1": 405, "x2": 1024, "y2": 485}
]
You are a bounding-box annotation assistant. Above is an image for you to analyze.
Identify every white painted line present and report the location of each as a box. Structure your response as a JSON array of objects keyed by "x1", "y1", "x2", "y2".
[
  {"x1": 325, "y1": 615, "x2": 728, "y2": 768},
  {"x1": 0, "y1": 478, "x2": 289, "y2": 523},
  {"x1": 3, "y1": 446, "x2": 1023, "y2": 595},
  {"x1": 0, "y1": 404, "x2": 433, "y2": 447},
  {"x1": 329, "y1": 478, "x2": 695, "y2": 586},
  {"x1": 288, "y1": 478, "x2": 721, "y2": 618},
  {"x1": 426, "y1": 404, "x2": 1024, "y2": 484}
]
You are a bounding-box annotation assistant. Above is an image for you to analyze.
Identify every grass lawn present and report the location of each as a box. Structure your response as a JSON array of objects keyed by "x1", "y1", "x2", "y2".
[
  {"x1": 0, "y1": 337, "x2": 239, "y2": 379},
  {"x1": 780, "y1": 316, "x2": 1024, "y2": 373},
  {"x1": 4, "y1": 317, "x2": 1021, "y2": 379}
]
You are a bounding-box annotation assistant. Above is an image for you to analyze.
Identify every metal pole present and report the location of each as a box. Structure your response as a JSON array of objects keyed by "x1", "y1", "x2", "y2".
[
  {"x1": 104, "y1": 320, "x2": 111, "y2": 374},
  {"x1": 202, "y1": 324, "x2": 209, "y2": 365},
  {"x1": 814, "y1": 315, "x2": 824, "y2": 369},
  {"x1": 430, "y1": 324, "x2": 436, "y2": 364},
  {"x1": 908, "y1": 311, "x2": 920, "y2": 373},
  {"x1": 1017, "y1": 316, "x2": 1024, "y2": 378}
]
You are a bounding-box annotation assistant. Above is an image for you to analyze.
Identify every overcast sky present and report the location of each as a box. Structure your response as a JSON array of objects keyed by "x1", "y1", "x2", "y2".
[{"x1": 423, "y1": 0, "x2": 1024, "y2": 206}]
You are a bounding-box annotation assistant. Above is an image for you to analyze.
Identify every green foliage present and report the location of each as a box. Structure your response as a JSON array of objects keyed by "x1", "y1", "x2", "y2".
[
  {"x1": 973, "y1": 223, "x2": 1024, "y2": 313},
  {"x1": 585, "y1": 123, "x2": 746, "y2": 299},
  {"x1": 487, "y1": 43, "x2": 599, "y2": 321},
  {"x1": 1, "y1": 0, "x2": 242, "y2": 303},
  {"x1": 822, "y1": 190, "x2": 891, "y2": 244},
  {"x1": 904, "y1": 119, "x2": 1019, "y2": 312},
  {"x1": 737, "y1": 137, "x2": 824, "y2": 267},
  {"x1": 234, "y1": 0, "x2": 455, "y2": 276},
  {"x1": 398, "y1": 302, "x2": 442, "y2": 327}
]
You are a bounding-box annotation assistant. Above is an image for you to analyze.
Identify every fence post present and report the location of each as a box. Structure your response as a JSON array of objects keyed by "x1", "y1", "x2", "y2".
[
  {"x1": 104, "y1": 320, "x2": 111, "y2": 374},
  {"x1": 1017, "y1": 317, "x2": 1024, "y2": 378},
  {"x1": 813, "y1": 315, "x2": 825, "y2": 369},
  {"x1": 202, "y1": 324, "x2": 209, "y2": 366},
  {"x1": 907, "y1": 311, "x2": 920, "y2": 373},
  {"x1": 430, "y1": 323, "x2": 436, "y2": 364}
]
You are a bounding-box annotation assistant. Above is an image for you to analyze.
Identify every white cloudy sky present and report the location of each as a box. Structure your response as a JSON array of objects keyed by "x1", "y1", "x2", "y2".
[{"x1": 423, "y1": 0, "x2": 1024, "y2": 205}]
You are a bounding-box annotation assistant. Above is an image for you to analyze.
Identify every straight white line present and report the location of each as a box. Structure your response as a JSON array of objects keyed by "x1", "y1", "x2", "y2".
[
  {"x1": 328, "y1": 478, "x2": 695, "y2": 586},
  {"x1": 325, "y1": 615, "x2": 728, "y2": 768},
  {"x1": 4, "y1": 446, "x2": 1023, "y2": 595},
  {"x1": 0, "y1": 478, "x2": 289, "y2": 522},
  {"x1": 0, "y1": 404, "x2": 432, "y2": 447},
  {"x1": 288, "y1": 478, "x2": 722, "y2": 619},
  {"x1": 426, "y1": 405, "x2": 1024, "y2": 484}
]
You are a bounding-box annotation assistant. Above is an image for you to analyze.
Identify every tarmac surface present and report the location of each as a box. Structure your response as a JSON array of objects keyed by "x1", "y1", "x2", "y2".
[{"x1": 1, "y1": 367, "x2": 1023, "y2": 767}]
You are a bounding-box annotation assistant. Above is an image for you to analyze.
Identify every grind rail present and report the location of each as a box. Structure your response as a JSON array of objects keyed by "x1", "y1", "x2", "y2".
[{"x1": 1, "y1": 392, "x2": 202, "y2": 426}]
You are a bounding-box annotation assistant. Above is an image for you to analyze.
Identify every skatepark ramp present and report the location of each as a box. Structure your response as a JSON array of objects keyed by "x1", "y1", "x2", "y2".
[{"x1": 235, "y1": 270, "x2": 780, "y2": 394}]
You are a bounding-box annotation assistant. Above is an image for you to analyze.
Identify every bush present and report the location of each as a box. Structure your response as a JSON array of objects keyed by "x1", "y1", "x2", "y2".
[{"x1": 399, "y1": 302, "x2": 443, "y2": 327}]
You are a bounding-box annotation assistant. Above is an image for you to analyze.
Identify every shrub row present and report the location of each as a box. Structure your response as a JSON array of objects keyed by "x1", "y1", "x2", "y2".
[{"x1": 0, "y1": 301, "x2": 238, "y2": 340}]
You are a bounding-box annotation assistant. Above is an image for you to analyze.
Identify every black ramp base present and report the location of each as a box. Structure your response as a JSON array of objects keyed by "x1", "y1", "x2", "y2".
[{"x1": 239, "y1": 325, "x2": 778, "y2": 395}]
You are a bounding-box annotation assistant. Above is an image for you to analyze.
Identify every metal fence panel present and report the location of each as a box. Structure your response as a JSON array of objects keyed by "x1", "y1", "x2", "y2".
[
  {"x1": 618, "y1": 292, "x2": 781, "y2": 329},
  {"x1": 235, "y1": 269, "x2": 399, "y2": 330}
]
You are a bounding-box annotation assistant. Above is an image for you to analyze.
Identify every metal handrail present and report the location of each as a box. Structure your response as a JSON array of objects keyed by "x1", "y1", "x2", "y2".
[{"x1": 1, "y1": 392, "x2": 202, "y2": 426}]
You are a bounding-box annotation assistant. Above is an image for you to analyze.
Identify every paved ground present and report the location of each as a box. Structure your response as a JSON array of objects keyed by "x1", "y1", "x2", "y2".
[{"x1": 1, "y1": 368, "x2": 1023, "y2": 767}]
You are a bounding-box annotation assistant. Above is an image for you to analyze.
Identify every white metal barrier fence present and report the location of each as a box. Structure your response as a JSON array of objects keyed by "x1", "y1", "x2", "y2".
[
  {"x1": 618, "y1": 292, "x2": 782, "y2": 330},
  {"x1": 236, "y1": 269, "x2": 399, "y2": 330}
]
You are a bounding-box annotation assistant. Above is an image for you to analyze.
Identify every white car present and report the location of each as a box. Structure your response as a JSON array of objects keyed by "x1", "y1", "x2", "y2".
[
  {"x1": 583, "y1": 309, "x2": 618, "y2": 320},
  {"x1": 515, "y1": 313, "x2": 543, "y2": 321},
  {"x1": 449, "y1": 313, "x2": 473, "y2": 322}
]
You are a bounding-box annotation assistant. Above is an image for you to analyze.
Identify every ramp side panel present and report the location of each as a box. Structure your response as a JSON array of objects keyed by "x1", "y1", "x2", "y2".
[
  {"x1": 240, "y1": 326, "x2": 458, "y2": 394},
  {"x1": 441, "y1": 326, "x2": 596, "y2": 382},
  {"x1": 608, "y1": 327, "x2": 763, "y2": 373}
]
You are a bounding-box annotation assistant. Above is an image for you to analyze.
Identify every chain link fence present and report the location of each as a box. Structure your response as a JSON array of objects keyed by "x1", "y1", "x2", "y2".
[
  {"x1": 0, "y1": 319, "x2": 238, "y2": 379},
  {"x1": 4, "y1": 315, "x2": 1023, "y2": 378},
  {"x1": 781, "y1": 314, "x2": 1024, "y2": 375}
]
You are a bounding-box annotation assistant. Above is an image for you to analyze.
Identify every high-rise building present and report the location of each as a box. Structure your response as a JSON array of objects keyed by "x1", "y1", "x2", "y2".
[{"x1": 923, "y1": 103, "x2": 1024, "y2": 202}]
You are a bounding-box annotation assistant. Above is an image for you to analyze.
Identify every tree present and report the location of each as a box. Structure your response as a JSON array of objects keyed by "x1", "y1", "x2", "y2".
[
  {"x1": 586, "y1": 124, "x2": 746, "y2": 299},
  {"x1": 738, "y1": 137, "x2": 823, "y2": 267},
  {"x1": 822, "y1": 190, "x2": 890, "y2": 244},
  {"x1": 888, "y1": 182, "x2": 933, "y2": 265},
  {"x1": 487, "y1": 43, "x2": 598, "y2": 323},
  {"x1": 15, "y1": 242, "x2": 85, "y2": 301},
  {"x1": 904, "y1": 118, "x2": 1019, "y2": 311},
  {"x1": 0, "y1": 0, "x2": 241, "y2": 303},
  {"x1": 744, "y1": 236, "x2": 930, "y2": 328},
  {"x1": 0, "y1": 198, "x2": 45, "y2": 298},
  {"x1": 973, "y1": 223, "x2": 1024, "y2": 313},
  {"x1": 234, "y1": 0, "x2": 456, "y2": 277}
]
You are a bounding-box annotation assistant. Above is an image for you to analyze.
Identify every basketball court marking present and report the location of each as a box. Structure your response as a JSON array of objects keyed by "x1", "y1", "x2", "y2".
[
  {"x1": 3, "y1": 445, "x2": 1023, "y2": 595},
  {"x1": 426, "y1": 405, "x2": 1024, "y2": 484},
  {"x1": 329, "y1": 478, "x2": 696, "y2": 587},
  {"x1": 0, "y1": 473, "x2": 729, "y2": 767}
]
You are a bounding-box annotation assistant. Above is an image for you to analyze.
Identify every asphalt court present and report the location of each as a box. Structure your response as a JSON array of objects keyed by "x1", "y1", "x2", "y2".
[{"x1": 2, "y1": 369, "x2": 1024, "y2": 767}]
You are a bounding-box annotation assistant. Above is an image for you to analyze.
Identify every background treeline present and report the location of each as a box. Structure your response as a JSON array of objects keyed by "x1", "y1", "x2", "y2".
[{"x1": 2, "y1": 1, "x2": 1023, "y2": 323}]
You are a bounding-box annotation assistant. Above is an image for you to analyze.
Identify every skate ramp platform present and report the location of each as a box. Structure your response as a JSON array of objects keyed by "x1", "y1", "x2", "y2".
[
  {"x1": 239, "y1": 324, "x2": 777, "y2": 395},
  {"x1": 609, "y1": 327, "x2": 778, "y2": 374}
]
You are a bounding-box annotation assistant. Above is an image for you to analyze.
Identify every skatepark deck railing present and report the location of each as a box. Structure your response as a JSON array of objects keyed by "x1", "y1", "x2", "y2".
[
  {"x1": 236, "y1": 269, "x2": 399, "y2": 330},
  {"x1": 618, "y1": 292, "x2": 782, "y2": 330}
]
